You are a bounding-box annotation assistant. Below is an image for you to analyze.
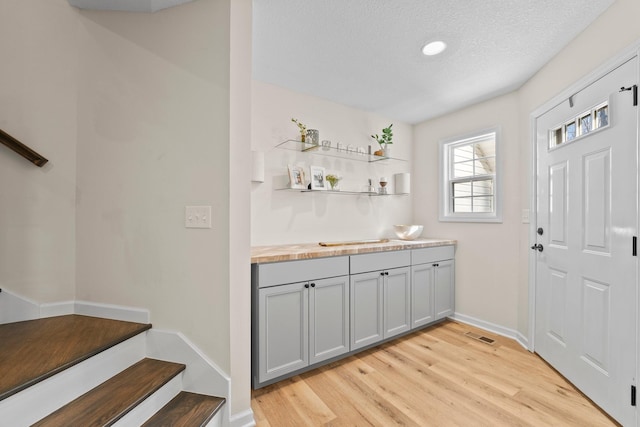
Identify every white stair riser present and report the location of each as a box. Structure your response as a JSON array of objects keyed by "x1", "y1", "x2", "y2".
[
  {"x1": 0, "y1": 333, "x2": 146, "y2": 426},
  {"x1": 206, "y1": 410, "x2": 223, "y2": 427},
  {"x1": 113, "y1": 374, "x2": 183, "y2": 426}
]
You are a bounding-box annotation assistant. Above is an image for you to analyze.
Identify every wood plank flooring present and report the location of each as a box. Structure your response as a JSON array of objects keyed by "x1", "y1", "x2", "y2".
[
  {"x1": 251, "y1": 320, "x2": 619, "y2": 427},
  {"x1": 0, "y1": 314, "x2": 151, "y2": 400}
]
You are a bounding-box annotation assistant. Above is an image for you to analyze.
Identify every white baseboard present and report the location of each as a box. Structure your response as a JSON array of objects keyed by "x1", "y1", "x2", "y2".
[
  {"x1": 515, "y1": 331, "x2": 530, "y2": 351},
  {"x1": 74, "y1": 300, "x2": 150, "y2": 324},
  {"x1": 229, "y1": 408, "x2": 256, "y2": 427},
  {"x1": 0, "y1": 288, "x2": 40, "y2": 324},
  {"x1": 449, "y1": 312, "x2": 529, "y2": 351},
  {"x1": 40, "y1": 301, "x2": 75, "y2": 318},
  {"x1": 146, "y1": 329, "x2": 230, "y2": 401},
  {"x1": 0, "y1": 288, "x2": 150, "y2": 325}
]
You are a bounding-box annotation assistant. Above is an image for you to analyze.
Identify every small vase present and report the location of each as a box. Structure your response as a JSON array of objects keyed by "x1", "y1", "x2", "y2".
[
  {"x1": 306, "y1": 129, "x2": 319, "y2": 146},
  {"x1": 382, "y1": 146, "x2": 391, "y2": 158}
]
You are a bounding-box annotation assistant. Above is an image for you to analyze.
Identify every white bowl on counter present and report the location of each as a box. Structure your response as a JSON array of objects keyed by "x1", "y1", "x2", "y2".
[{"x1": 393, "y1": 225, "x2": 424, "y2": 240}]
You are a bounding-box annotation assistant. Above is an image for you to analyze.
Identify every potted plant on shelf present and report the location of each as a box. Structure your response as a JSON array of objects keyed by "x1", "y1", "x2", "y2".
[
  {"x1": 291, "y1": 118, "x2": 307, "y2": 142},
  {"x1": 326, "y1": 174, "x2": 341, "y2": 191},
  {"x1": 370, "y1": 124, "x2": 393, "y2": 157}
]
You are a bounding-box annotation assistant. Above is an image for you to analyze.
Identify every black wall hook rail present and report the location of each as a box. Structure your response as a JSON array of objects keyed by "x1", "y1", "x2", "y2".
[{"x1": 0, "y1": 128, "x2": 48, "y2": 167}]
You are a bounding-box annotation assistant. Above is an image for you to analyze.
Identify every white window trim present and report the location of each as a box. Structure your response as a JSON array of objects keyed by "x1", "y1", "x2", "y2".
[{"x1": 438, "y1": 127, "x2": 503, "y2": 223}]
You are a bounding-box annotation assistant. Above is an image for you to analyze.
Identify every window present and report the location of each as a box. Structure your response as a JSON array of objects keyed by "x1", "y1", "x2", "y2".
[
  {"x1": 549, "y1": 101, "x2": 609, "y2": 148},
  {"x1": 439, "y1": 129, "x2": 502, "y2": 222}
]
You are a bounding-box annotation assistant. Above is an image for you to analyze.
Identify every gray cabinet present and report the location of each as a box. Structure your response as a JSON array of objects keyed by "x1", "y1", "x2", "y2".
[
  {"x1": 350, "y1": 271, "x2": 383, "y2": 350},
  {"x1": 252, "y1": 245, "x2": 455, "y2": 388},
  {"x1": 383, "y1": 267, "x2": 411, "y2": 338},
  {"x1": 411, "y1": 263, "x2": 435, "y2": 327},
  {"x1": 257, "y1": 282, "x2": 308, "y2": 383},
  {"x1": 309, "y1": 276, "x2": 350, "y2": 364},
  {"x1": 350, "y1": 251, "x2": 411, "y2": 351},
  {"x1": 252, "y1": 256, "x2": 349, "y2": 387},
  {"x1": 434, "y1": 259, "x2": 454, "y2": 320},
  {"x1": 411, "y1": 246, "x2": 455, "y2": 328}
]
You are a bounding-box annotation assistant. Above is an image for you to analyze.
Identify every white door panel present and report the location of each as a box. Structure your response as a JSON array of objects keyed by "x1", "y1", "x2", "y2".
[{"x1": 534, "y1": 57, "x2": 638, "y2": 426}]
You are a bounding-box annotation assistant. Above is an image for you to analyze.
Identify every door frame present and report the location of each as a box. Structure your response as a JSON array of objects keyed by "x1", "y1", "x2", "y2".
[{"x1": 528, "y1": 43, "x2": 640, "y2": 352}]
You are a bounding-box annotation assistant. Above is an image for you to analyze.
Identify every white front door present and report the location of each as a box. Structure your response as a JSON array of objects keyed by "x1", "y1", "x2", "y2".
[{"x1": 534, "y1": 57, "x2": 638, "y2": 425}]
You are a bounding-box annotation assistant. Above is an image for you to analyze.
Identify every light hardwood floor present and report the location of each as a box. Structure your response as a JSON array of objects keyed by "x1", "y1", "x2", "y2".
[{"x1": 251, "y1": 320, "x2": 619, "y2": 426}]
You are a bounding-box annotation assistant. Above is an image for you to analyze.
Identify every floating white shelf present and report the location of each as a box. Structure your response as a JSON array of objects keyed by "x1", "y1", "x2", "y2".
[{"x1": 275, "y1": 140, "x2": 405, "y2": 163}]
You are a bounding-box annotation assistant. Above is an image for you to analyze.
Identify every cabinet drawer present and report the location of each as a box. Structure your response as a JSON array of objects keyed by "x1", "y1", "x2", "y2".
[
  {"x1": 350, "y1": 250, "x2": 410, "y2": 274},
  {"x1": 255, "y1": 256, "x2": 349, "y2": 288},
  {"x1": 411, "y1": 246, "x2": 455, "y2": 265}
]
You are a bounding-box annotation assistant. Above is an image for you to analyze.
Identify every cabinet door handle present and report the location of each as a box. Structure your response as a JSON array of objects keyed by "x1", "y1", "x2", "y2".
[
  {"x1": 380, "y1": 272, "x2": 385, "y2": 276},
  {"x1": 304, "y1": 283, "x2": 309, "y2": 288},
  {"x1": 310, "y1": 283, "x2": 316, "y2": 288},
  {"x1": 433, "y1": 263, "x2": 439, "y2": 267},
  {"x1": 385, "y1": 272, "x2": 389, "y2": 276}
]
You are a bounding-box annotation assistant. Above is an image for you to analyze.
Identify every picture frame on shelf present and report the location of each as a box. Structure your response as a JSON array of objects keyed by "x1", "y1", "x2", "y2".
[
  {"x1": 309, "y1": 165, "x2": 326, "y2": 190},
  {"x1": 287, "y1": 164, "x2": 306, "y2": 189}
]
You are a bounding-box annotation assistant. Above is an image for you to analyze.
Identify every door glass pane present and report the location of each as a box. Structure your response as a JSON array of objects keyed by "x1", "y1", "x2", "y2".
[
  {"x1": 596, "y1": 106, "x2": 609, "y2": 128},
  {"x1": 552, "y1": 127, "x2": 563, "y2": 147},
  {"x1": 580, "y1": 114, "x2": 592, "y2": 135},
  {"x1": 565, "y1": 121, "x2": 576, "y2": 141}
]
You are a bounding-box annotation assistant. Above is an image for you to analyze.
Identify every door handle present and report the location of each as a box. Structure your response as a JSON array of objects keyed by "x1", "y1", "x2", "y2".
[{"x1": 531, "y1": 243, "x2": 543, "y2": 252}]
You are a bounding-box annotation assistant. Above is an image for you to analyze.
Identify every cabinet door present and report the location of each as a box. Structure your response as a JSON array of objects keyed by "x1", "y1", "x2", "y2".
[
  {"x1": 411, "y1": 263, "x2": 435, "y2": 328},
  {"x1": 383, "y1": 267, "x2": 411, "y2": 338},
  {"x1": 257, "y1": 282, "x2": 309, "y2": 383},
  {"x1": 350, "y1": 271, "x2": 384, "y2": 351},
  {"x1": 434, "y1": 259, "x2": 455, "y2": 320},
  {"x1": 309, "y1": 275, "x2": 350, "y2": 364}
]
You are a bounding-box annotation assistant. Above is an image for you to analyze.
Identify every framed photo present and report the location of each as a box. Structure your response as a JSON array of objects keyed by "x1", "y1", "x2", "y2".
[
  {"x1": 287, "y1": 164, "x2": 306, "y2": 189},
  {"x1": 309, "y1": 165, "x2": 326, "y2": 190}
]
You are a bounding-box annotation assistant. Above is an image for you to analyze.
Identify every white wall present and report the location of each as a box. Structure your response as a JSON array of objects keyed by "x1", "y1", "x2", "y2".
[
  {"x1": 0, "y1": 1, "x2": 78, "y2": 302},
  {"x1": 74, "y1": 0, "x2": 233, "y2": 374},
  {"x1": 413, "y1": 93, "x2": 521, "y2": 330},
  {"x1": 1, "y1": 0, "x2": 253, "y2": 420},
  {"x1": 229, "y1": 0, "x2": 253, "y2": 418},
  {"x1": 251, "y1": 81, "x2": 413, "y2": 245}
]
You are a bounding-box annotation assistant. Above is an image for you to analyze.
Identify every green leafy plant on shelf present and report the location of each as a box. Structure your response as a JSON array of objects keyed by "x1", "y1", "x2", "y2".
[
  {"x1": 291, "y1": 118, "x2": 307, "y2": 142},
  {"x1": 370, "y1": 124, "x2": 393, "y2": 156},
  {"x1": 326, "y1": 174, "x2": 341, "y2": 190}
]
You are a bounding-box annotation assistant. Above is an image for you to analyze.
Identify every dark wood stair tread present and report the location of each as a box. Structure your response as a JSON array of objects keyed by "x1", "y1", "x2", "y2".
[
  {"x1": 0, "y1": 314, "x2": 151, "y2": 400},
  {"x1": 33, "y1": 358, "x2": 186, "y2": 426},
  {"x1": 142, "y1": 391, "x2": 226, "y2": 427}
]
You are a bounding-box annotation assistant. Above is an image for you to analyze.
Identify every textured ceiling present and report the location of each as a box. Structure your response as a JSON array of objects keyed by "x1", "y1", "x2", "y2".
[{"x1": 253, "y1": 0, "x2": 615, "y2": 124}]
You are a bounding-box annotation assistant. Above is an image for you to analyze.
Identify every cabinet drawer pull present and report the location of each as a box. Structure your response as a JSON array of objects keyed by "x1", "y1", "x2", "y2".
[{"x1": 310, "y1": 283, "x2": 316, "y2": 287}]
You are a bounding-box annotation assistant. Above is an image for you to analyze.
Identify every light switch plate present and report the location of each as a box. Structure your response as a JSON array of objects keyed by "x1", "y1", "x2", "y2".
[{"x1": 185, "y1": 206, "x2": 212, "y2": 228}]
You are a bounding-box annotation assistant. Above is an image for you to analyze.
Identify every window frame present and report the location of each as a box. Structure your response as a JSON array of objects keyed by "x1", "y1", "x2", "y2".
[{"x1": 438, "y1": 127, "x2": 503, "y2": 223}]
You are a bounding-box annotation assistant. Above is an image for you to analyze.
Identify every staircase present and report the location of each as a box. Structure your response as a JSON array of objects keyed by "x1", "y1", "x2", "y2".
[{"x1": 0, "y1": 315, "x2": 225, "y2": 426}]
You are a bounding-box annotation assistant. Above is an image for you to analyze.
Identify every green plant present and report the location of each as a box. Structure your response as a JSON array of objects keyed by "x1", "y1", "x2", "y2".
[
  {"x1": 370, "y1": 124, "x2": 393, "y2": 149},
  {"x1": 291, "y1": 118, "x2": 307, "y2": 141},
  {"x1": 326, "y1": 174, "x2": 341, "y2": 189}
]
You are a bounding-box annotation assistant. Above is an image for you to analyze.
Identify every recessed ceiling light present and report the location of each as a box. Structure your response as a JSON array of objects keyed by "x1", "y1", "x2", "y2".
[{"x1": 422, "y1": 41, "x2": 447, "y2": 56}]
